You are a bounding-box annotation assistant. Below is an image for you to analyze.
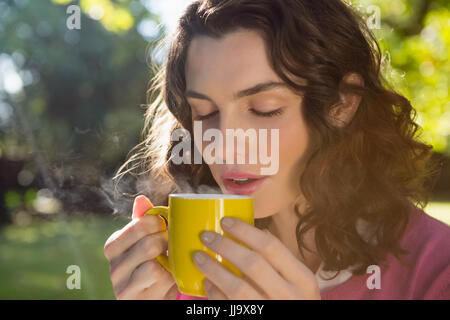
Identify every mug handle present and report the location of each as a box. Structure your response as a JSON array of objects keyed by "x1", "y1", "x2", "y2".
[{"x1": 144, "y1": 206, "x2": 171, "y2": 273}]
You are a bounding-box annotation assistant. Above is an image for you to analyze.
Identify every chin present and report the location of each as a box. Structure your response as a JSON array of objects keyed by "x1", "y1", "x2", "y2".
[{"x1": 254, "y1": 211, "x2": 276, "y2": 219}]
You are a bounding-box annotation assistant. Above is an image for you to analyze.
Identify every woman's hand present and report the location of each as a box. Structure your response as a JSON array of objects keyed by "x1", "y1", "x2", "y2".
[
  {"x1": 104, "y1": 195, "x2": 178, "y2": 300},
  {"x1": 193, "y1": 217, "x2": 321, "y2": 300}
]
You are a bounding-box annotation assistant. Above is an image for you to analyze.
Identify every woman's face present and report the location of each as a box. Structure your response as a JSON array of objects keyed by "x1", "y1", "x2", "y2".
[{"x1": 185, "y1": 30, "x2": 310, "y2": 219}]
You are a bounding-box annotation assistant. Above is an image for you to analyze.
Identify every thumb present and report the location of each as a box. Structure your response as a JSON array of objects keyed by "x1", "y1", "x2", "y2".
[{"x1": 132, "y1": 195, "x2": 154, "y2": 219}]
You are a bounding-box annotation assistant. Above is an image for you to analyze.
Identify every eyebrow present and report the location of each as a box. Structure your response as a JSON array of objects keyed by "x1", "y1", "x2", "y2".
[{"x1": 185, "y1": 81, "x2": 288, "y2": 103}]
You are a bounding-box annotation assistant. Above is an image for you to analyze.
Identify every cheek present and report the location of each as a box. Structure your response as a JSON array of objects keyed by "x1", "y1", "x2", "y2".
[
  {"x1": 278, "y1": 118, "x2": 309, "y2": 173},
  {"x1": 252, "y1": 119, "x2": 309, "y2": 218}
]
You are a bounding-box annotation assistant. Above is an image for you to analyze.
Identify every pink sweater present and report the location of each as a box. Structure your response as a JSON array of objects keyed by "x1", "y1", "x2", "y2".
[{"x1": 176, "y1": 204, "x2": 450, "y2": 300}]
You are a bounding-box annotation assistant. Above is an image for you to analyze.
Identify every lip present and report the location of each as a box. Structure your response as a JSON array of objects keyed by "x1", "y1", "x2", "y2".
[
  {"x1": 221, "y1": 169, "x2": 267, "y2": 180},
  {"x1": 221, "y1": 169, "x2": 268, "y2": 196}
]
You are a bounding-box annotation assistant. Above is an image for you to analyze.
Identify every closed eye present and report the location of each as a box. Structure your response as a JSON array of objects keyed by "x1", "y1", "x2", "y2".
[
  {"x1": 194, "y1": 110, "x2": 219, "y2": 121},
  {"x1": 250, "y1": 108, "x2": 283, "y2": 117},
  {"x1": 194, "y1": 108, "x2": 283, "y2": 121}
]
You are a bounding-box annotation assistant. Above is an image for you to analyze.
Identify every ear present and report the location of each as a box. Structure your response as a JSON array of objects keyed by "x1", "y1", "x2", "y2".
[{"x1": 328, "y1": 72, "x2": 365, "y2": 128}]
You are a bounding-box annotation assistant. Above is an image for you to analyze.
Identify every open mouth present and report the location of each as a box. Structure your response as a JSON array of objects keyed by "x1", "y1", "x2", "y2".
[
  {"x1": 228, "y1": 178, "x2": 259, "y2": 185},
  {"x1": 222, "y1": 177, "x2": 268, "y2": 195}
]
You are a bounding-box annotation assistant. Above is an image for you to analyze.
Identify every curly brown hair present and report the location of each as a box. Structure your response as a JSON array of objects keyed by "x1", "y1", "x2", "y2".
[{"x1": 113, "y1": 0, "x2": 441, "y2": 276}]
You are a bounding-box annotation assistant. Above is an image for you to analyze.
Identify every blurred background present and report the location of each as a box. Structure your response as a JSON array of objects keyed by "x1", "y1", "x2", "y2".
[{"x1": 0, "y1": 0, "x2": 448, "y2": 299}]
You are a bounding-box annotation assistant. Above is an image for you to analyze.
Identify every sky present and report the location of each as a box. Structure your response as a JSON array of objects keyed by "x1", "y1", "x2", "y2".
[{"x1": 141, "y1": 0, "x2": 195, "y2": 36}]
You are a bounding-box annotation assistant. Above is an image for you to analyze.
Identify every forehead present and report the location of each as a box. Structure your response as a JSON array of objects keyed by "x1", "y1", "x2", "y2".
[{"x1": 185, "y1": 30, "x2": 280, "y2": 92}]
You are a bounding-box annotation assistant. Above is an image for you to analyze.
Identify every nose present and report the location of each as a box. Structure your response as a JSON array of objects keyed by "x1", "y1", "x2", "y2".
[{"x1": 216, "y1": 111, "x2": 257, "y2": 165}]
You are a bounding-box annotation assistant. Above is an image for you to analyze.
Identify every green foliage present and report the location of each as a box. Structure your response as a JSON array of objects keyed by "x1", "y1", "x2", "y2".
[
  {"x1": 0, "y1": 0, "x2": 163, "y2": 174},
  {"x1": 5, "y1": 190, "x2": 22, "y2": 210},
  {"x1": 349, "y1": 0, "x2": 450, "y2": 155},
  {"x1": 24, "y1": 188, "x2": 37, "y2": 206},
  {"x1": 52, "y1": 0, "x2": 136, "y2": 33}
]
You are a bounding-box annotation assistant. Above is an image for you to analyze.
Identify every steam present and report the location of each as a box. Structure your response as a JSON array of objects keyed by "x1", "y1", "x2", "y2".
[{"x1": 99, "y1": 170, "x2": 222, "y2": 218}]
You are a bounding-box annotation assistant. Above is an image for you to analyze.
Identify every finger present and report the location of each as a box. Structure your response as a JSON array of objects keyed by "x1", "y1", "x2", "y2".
[
  {"x1": 104, "y1": 214, "x2": 167, "y2": 262},
  {"x1": 117, "y1": 260, "x2": 172, "y2": 299},
  {"x1": 200, "y1": 230, "x2": 292, "y2": 299},
  {"x1": 141, "y1": 273, "x2": 177, "y2": 300},
  {"x1": 132, "y1": 195, "x2": 153, "y2": 219},
  {"x1": 203, "y1": 279, "x2": 227, "y2": 300},
  {"x1": 220, "y1": 217, "x2": 316, "y2": 287},
  {"x1": 110, "y1": 232, "x2": 168, "y2": 293},
  {"x1": 163, "y1": 283, "x2": 179, "y2": 300},
  {"x1": 193, "y1": 251, "x2": 263, "y2": 300}
]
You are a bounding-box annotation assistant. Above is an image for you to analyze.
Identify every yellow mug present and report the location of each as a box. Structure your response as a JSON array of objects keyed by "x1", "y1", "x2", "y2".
[{"x1": 145, "y1": 193, "x2": 254, "y2": 297}]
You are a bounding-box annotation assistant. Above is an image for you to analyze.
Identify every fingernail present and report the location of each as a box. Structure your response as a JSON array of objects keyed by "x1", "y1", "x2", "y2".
[
  {"x1": 194, "y1": 251, "x2": 207, "y2": 264},
  {"x1": 221, "y1": 217, "x2": 234, "y2": 229},
  {"x1": 201, "y1": 231, "x2": 216, "y2": 244}
]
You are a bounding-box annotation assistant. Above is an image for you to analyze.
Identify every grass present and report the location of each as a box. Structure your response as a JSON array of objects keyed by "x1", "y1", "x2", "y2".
[
  {"x1": 0, "y1": 214, "x2": 130, "y2": 299},
  {"x1": 0, "y1": 202, "x2": 448, "y2": 299}
]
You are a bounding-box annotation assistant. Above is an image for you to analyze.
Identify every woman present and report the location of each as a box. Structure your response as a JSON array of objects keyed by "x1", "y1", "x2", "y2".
[{"x1": 104, "y1": 0, "x2": 449, "y2": 299}]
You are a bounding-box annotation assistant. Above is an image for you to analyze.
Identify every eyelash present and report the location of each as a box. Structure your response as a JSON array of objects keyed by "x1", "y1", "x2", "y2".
[{"x1": 195, "y1": 108, "x2": 283, "y2": 121}]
